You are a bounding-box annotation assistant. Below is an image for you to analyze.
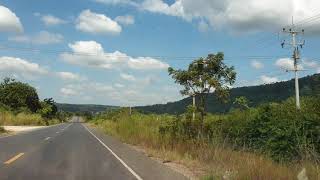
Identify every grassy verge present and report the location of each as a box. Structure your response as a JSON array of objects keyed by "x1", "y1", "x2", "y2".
[
  {"x1": 90, "y1": 99, "x2": 320, "y2": 179},
  {"x1": 0, "y1": 110, "x2": 60, "y2": 126}
]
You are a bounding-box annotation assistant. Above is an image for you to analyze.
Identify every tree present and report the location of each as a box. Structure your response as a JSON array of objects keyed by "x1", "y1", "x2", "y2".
[
  {"x1": 168, "y1": 52, "x2": 236, "y2": 135},
  {"x1": 233, "y1": 96, "x2": 250, "y2": 110},
  {"x1": 0, "y1": 78, "x2": 40, "y2": 112},
  {"x1": 38, "y1": 98, "x2": 58, "y2": 121}
]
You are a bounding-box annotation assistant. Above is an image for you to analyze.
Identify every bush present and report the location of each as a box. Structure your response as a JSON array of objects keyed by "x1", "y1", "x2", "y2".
[
  {"x1": 209, "y1": 97, "x2": 320, "y2": 162},
  {"x1": 0, "y1": 126, "x2": 5, "y2": 133}
]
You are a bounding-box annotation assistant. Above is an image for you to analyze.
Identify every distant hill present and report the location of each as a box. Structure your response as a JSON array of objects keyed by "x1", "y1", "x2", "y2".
[
  {"x1": 135, "y1": 73, "x2": 320, "y2": 114},
  {"x1": 56, "y1": 103, "x2": 118, "y2": 113}
]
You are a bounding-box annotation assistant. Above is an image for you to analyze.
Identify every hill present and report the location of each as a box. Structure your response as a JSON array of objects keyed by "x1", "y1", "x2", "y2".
[
  {"x1": 135, "y1": 73, "x2": 320, "y2": 114},
  {"x1": 56, "y1": 103, "x2": 118, "y2": 113}
]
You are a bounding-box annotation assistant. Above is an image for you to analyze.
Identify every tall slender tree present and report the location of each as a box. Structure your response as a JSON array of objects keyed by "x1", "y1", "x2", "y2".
[{"x1": 168, "y1": 52, "x2": 236, "y2": 135}]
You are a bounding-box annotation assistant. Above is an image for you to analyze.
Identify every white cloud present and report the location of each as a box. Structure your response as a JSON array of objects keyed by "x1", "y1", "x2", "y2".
[
  {"x1": 260, "y1": 75, "x2": 279, "y2": 84},
  {"x1": 303, "y1": 59, "x2": 318, "y2": 68},
  {"x1": 114, "y1": 83, "x2": 125, "y2": 88},
  {"x1": 60, "y1": 41, "x2": 169, "y2": 70},
  {"x1": 275, "y1": 58, "x2": 303, "y2": 70},
  {"x1": 128, "y1": 57, "x2": 169, "y2": 70},
  {"x1": 60, "y1": 87, "x2": 79, "y2": 96},
  {"x1": 9, "y1": 31, "x2": 63, "y2": 45},
  {"x1": 76, "y1": 9, "x2": 122, "y2": 35},
  {"x1": 141, "y1": 0, "x2": 187, "y2": 19},
  {"x1": 56, "y1": 72, "x2": 84, "y2": 81},
  {"x1": 97, "y1": 0, "x2": 320, "y2": 33},
  {"x1": 0, "y1": 5, "x2": 23, "y2": 33},
  {"x1": 115, "y1": 15, "x2": 135, "y2": 25},
  {"x1": 41, "y1": 15, "x2": 67, "y2": 26},
  {"x1": 0, "y1": 56, "x2": 47, "y2": 78},
  {"x1": 95, "y1": 0, "x2": 138, "y2": 6},
  {"x1": 317, "y1": 68, "x2": 320, "y2": 73},
  {"x1": 251, "y1": 60, "x2": 264, "y2": 69},
  {"x1": 120, "y1": 73, "x2": 135, "y2": 81}
]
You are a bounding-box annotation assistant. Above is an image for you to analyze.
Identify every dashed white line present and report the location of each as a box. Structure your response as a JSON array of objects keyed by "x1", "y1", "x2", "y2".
[
  {"x1": 82, "y1": 124, "x2": 143, "y2": 180},
  {"x1": 44, "y1": 137, "x2": 51, "y2": 141}
]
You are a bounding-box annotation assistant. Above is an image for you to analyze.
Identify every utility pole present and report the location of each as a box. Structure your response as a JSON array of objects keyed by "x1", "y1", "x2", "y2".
[
  {"x1": 192, "y1": 93, "x2": 195, "y2": 121},
  {"x1": 281, "y1": 20, "x2": 305, "y2": 110},
  {"x1": 129, "y1": 106, "x2": 132, "y2": 115}
]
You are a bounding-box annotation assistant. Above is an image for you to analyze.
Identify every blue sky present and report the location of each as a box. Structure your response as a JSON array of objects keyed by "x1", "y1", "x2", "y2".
[{"x1": 0, "y1": 0, "x2": 319, "y2": 106}]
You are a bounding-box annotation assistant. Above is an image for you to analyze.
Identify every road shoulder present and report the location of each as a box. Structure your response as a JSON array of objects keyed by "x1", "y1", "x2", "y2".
[{"x1": 85, "y1": 123, "x2": 188, "y2": 180}]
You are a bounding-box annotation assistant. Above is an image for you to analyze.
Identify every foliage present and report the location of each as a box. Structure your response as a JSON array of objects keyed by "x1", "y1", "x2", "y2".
[
  {"x1": 0, "y1": 126, "x2": 5, "y2": 133},
  {"x1": 56, "y1": 103, "x2": 118, "y2": 113},
  {"x1": 233, "y1": 96, "x2": 249, "y2": 110},
  {"x1": 168, "y1": 52, "x2": 236, "y2": 134},
  {"x1": 0, "y1": 78, "x2": 40, "y2": 112},
  {"x1": 136, "y1": 73, "x2": 320, "y2": 114},
  {"x1": 93, "y1": 96, "x2": 320, "y2": 162},
  {"x1": 0, "y1": 78, "x2": 69, "y2": 125}
]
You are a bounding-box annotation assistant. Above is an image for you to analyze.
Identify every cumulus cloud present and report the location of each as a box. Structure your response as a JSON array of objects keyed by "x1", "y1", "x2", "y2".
[
  {"x1": 96, "y1": 0, "x2": 320, "y2": 33},
  {"x1": 115, "y1": 15, "x2": 135, "y2": 25},
  {"x1": 0, "y1": 5, "x2": 23, "y2": 33},
  {"x1": 120, "y1": 73, "x2": 136, "y2": 81},
  {"x1": 9, "y1": 31, "x2": 64, "y2": 45},
  {"x1": 128, "y1": 57, "x2": 169, "y2": 69},
  {"x1": 40, "y1": 14, "x2": 67, "y2": 26},
  {"x1": 0, "y1": 56, "x2": 47, "y2": 78},
  {"x1": 260, "y1": 75, "x2": 279, "y2": 84},
  {"x1": 76, "y1": 9, "x2": 122, "y2": 35},
  {"x1": 275, "y1": 58, "x2": 303, "y2": 70},
  {"x1": 95, "y1": 0, "x2": 138, "y2": 6},
  {"x1": 251, "y1": 60, "x2": 264, "y2": 69},
  {"x1": 56, "y1": 72, "x2": 84, "y2": 81},
  {"x1": 60, "y1": 87, "x2": 79, "y2": 96},
  {"x1": 60, "y1": 41, "x2": 169, "y2": 70}
]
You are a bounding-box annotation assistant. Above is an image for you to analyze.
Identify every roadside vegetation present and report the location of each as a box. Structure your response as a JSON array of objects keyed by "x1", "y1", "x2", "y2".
[
  {"x1": 90, "y1": 97, "x2": 320, "y2": 179},
  {"x1": 0, "y1": 78, "x2": 71, "y2": 127},
  {"x1": 89, "y1": 53, "x2": 320, "y2": 179}
]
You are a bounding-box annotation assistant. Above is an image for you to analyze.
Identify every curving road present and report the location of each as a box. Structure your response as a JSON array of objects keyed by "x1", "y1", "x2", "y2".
[{"x1": 0, "y1": 117, "x2": 187, "y2": 180}]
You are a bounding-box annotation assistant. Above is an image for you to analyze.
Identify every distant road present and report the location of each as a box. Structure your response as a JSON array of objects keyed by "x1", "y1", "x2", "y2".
[{"x1": 0, "y1": 117, "x2": 186, "y2": 180}]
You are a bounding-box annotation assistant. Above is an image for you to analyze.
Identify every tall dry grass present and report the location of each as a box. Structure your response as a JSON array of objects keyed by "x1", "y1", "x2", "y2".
[
  {"x1": 0, "y1": 110, "x2": 59, "y2": 126},
  {"x1": 91, "y1": 110, "x2": 320, "y2": 179}
]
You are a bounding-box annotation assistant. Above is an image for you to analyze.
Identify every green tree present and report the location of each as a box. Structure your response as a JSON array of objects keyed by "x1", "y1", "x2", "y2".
[
  {"x1": 0, "y1": 78, "x2": 40, "y2": 112},
  {"x1": 38, "y1": 98, "x2": 58, "y2": 124},
  {"x1": 233, "y1": 96, "x2": 250, "y2": 110},
  {"x1": 168, "y1": 52, "x2": 236, "y2": 134}
]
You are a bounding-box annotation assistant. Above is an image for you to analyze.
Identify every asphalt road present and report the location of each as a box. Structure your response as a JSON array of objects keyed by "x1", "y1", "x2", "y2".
[{"x1": 0, "y1": 117, "x2": 187, "y2": 180}]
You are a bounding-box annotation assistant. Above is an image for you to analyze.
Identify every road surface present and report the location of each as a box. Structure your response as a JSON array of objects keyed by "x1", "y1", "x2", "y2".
[{"x1": 0, "y1": 117, "x2": 187, "y2": 180}]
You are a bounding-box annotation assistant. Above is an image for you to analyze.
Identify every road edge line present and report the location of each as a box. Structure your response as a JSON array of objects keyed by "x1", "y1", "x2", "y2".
[{"x1": 82, "y1": 124, "x2": 143, "y2": 180}]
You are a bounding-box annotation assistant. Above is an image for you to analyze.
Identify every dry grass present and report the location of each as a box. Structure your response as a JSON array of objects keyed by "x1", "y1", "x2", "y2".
[
  {"x1": 0, "y1": 110, "x2": 60, "y2": 126},
  {"x1": 92, "y1": 113, "x2": 320, "y2": 180}
]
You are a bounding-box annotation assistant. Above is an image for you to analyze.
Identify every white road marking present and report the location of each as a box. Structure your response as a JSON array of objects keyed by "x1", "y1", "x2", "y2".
[
  {"x1": 44, "y1": 137, "x2": 51, "y2": 141},
  {"x1": 56, "y1": 132, "x2": 59, "y2": 134},
  {"x1": 82, "y1": 124, "x2": 143, "y2": 180}
]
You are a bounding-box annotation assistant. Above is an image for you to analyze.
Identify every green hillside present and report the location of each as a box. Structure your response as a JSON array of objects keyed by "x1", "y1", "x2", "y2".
[{"x1": 136, "y1": 73, "x2": 320, "y2": 114}]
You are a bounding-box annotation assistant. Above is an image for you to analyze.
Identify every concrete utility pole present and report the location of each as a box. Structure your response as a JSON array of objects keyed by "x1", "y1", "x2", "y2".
[
  {"x1": 282, "y1": 20, "x2": 305, "y2": 110},
  {"x1": 192, "y1": 93, "x2": 196, "y2": 121}
]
